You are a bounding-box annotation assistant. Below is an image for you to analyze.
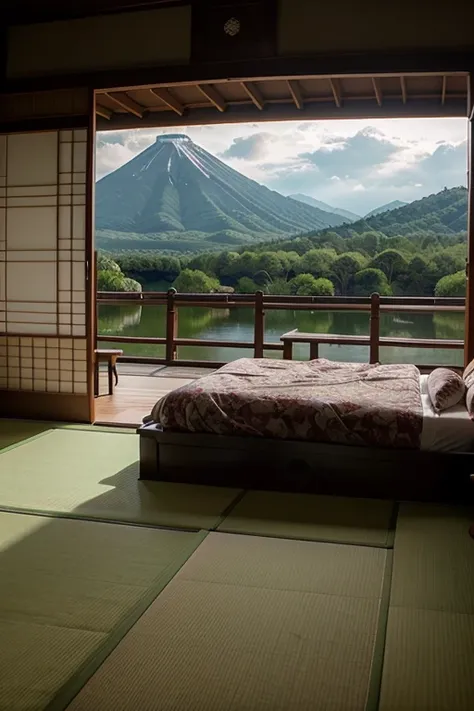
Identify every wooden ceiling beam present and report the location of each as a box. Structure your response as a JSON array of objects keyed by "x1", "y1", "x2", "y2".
[
  {"x1": 150, "y1": 87, "x2": 184, "y2": 116},
  {"x1": 441, "y1": 75, "x2": 447, "y2": 105},
  {"x1": 372, "y1": 77, "x2": 383, "y2": 107},
  {"x1": 400, "y1": 76, "x2": 407, "y2": 104},
  {"x1": 241, "y1": 81, "x2": 265, "y2": 110},
  {"x1": 198, "y1": 84, "x2": 227, "y2": 112},
  {"x1": 329, "y1": 78, "x2": 342, "y2": 108},
  {"x1": 96, "y1": 104, "x2": 112, "y2": 120},
  {"x1": 287, "y1": 80, "x2": 303, "y2": 109},
  {"x1": 105, "y1": 91, "x2": 145, "y2": 119}
]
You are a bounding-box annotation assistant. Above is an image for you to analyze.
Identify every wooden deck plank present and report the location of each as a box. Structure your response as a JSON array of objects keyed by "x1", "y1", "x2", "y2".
[{"x1": 94, "y1": 374, "x2": 195, "y2": 427}]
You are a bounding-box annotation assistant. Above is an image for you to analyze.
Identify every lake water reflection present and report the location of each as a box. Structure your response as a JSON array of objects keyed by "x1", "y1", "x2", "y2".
[{"x1": 98, "y1": 302, "x2": 464, "y2": 366}]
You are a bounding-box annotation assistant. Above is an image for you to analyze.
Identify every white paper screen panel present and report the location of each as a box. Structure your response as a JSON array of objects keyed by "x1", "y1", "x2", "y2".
[
  {"x1": 0, "y1": 129, "x2": 87, "y2": 338},
  {"x1": 0, "y1": 335, "x2": 88, "y2": 393}
]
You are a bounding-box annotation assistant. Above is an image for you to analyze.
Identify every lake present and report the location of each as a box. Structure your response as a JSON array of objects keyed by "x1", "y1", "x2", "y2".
[{"x1": 98, "y1": 301, "x2": 464, "y2": 366}]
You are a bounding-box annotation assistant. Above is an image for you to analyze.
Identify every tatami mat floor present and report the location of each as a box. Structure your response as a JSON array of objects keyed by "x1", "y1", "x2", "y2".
[{"x1": 0, "y1": 418, "x2": 473, "y2": 711}]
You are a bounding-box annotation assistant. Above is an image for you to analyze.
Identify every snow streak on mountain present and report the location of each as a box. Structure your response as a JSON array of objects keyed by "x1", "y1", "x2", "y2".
[{"x1": 95, "y1": 134, "x2": 347, "y2": 246}]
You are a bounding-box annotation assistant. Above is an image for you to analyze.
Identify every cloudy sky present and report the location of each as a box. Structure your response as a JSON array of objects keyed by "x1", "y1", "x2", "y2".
[{"x1": 96, "y1": 118, "x2": 467, "y2": 215}]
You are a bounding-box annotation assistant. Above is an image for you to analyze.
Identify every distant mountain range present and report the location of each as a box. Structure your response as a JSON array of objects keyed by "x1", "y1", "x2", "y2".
[
  {"x1": 364, "y1": 200, "x2": 408, "y2": 218},
  {"x1": 310, "y1": 187, "x2": 467, "y2": 240},
  {"x1": 96, "y1": 134, "x2": 349, "y2": 252},
  {"x1": 289, "y1": 194, "x2": 361, "y2": 222}
]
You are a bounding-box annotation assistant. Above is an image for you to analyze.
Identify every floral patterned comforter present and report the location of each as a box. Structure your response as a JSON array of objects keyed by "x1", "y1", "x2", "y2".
[{"x1": 151, "y1": 358, "x2": 423, "y2": 449}]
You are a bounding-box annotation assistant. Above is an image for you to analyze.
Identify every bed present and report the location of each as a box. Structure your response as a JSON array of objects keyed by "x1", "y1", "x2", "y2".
[{"x1": 138, "y1": 359, "x2": 474, "y2": 502}]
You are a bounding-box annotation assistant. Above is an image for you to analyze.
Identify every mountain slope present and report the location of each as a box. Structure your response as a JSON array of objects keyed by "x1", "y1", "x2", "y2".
[
  {"x1": 344, "y1": 187, "x2": 467, "y2": 237},
  {"x1": 289, "y1": 194, "x2": 361, "y2": 222},
  {"x1": 365, "y1": 200, "x2": 408, "y2": 218},
  {"x1": 258, "y1": 187, "x2": 468, "y2": 254},
  {"x1": 96, "y1": 134, "x2": 347, "y2": 251}
]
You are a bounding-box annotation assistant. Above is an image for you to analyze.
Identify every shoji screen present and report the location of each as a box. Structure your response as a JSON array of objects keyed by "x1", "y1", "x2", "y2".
[{"x1": 0, "y1": 128, "x2": 92, "y2": 420}]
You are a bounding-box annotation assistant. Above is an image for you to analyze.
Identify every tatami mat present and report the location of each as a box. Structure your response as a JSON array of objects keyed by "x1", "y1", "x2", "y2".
[
  {"x1": 0, "y1": 429, "x2": 242, "y2": 530},
  {"x1": 67, "y1": 532, "x2": 387, "y2": 711},
  {"x1": 379, "y1": 607, "x2": 474, "y2": 711},
  {"x1": 0, "y1": 511, "x2": 203, "y2": 711},
  {"x1": 389, "y1": 502, "x2": 474, "y2": 614},
  {"x1": 0, "y1": 419, "x2": 52, "y2": 450},
  {"x1": 218, "y1": 490, "x2": 395, "y2": 546},
  {"x1": 378, "y1": 502, "x2": 474, "y2": 711}
]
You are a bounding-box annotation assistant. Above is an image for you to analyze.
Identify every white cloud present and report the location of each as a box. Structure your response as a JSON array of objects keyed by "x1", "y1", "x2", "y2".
[{"x1": 96, "y1": 117, "x2": 468, "y2": 213}]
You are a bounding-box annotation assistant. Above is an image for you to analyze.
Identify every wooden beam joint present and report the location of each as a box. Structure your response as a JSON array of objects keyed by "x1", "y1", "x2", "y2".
[
  {"x1": 372, "y1": 77, "x2": 383, "y2": 107},
  {"x1": 241, "y1": 81, "x2": 265, "y2": 110},
  {"x1": 287, "y1": 80, "x2": 303, "y2": 110},
  {"x1": 329, "y1": 78, "x2": 342, "y2": 108},
  {"x1": 441, "y1": 75, "x2": 447, "y2": 106},
  {"x1": 96, "y1": 104, "x2": 112, "y2": 120},
  {"x1": 105, "y1": 92, "x2": 145, "y2": 119},
  {"x1": 150, "y1": 87, "x2": 184, "y2": 116},
  {"x1": 198, "y1": 84, "x2": 227, "y2": 112},
  {"x1": 400, "y1": 76, "x2": 407, "y2": 104}
]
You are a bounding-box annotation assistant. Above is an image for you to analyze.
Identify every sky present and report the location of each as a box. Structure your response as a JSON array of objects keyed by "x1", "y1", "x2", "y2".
[{"x1": 96, "y1": 118, "x2": 468, "y2": 215}]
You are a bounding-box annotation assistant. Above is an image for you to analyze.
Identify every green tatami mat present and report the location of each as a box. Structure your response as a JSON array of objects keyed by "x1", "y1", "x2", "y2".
[
  {"x1": 67, "y1": 533, "x2": 387, "y2": 711},
  {"x1": 0, "y1": 429, "x2": 242, "y2": 530},
  {"x1": 0, "y1": 419, "x2": 53, "y2": 450},
  {"x1": 218, "y1": 490, "x2": 395, "y2": 546},
  {"x1": 378, "y1": 503, "x2": 474, "y2": 711},
  {"x1": 390, "y1": 502, "x2": 474, "y2": 614},
  {"x1": 0, "y1": 511, "x2": 204, "y2": 711},
  {"x1": 379, "y1": 608, "x2": 474, "y2": 711}
]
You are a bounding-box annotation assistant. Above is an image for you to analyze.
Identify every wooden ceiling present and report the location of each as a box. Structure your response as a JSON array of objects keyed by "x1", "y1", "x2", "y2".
[{"x1": 95, "y1": 72, "x2": 469, "y2": 130}]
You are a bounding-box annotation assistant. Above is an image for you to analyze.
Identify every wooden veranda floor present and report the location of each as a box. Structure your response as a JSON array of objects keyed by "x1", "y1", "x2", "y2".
[{"x1": 94, "y1": 363, "x2": 213, "y2": 427}]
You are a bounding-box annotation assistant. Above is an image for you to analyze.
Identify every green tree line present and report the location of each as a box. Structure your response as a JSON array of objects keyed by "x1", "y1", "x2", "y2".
[{"x1": 105, "y1": 229, "x2": 466, "y2": 296}]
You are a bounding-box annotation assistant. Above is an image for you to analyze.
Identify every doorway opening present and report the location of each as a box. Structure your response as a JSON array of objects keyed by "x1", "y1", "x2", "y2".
[{"x1": 91, "y1": 72, "x2": 471, "y2": 426}]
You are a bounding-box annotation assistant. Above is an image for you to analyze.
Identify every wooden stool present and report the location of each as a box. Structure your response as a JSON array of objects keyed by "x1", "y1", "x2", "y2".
[{"x1": 94, "y1": 349, "x2": 123, "y2": 396}]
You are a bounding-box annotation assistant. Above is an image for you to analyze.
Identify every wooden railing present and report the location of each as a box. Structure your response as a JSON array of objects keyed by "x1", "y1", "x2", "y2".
[{"x1": 96, "y1": 290, "x2": 465, "y2": 368}]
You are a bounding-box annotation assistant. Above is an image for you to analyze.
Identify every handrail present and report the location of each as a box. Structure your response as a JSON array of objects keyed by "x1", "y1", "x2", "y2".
[{"x1": 97, "y1": 290, "x2": 465, "y2": 368}]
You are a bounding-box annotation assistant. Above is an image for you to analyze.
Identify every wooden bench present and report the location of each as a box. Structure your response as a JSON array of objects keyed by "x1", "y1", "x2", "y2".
[
  {"x1": 280, "y1": 329, "x2": 463, "y2": 363},
  {"x1": 94, "y1": 348, "x2": 123, "y2": 396},
  {"x1": 280, "y1": 330, "x2": 371, "y2": 360}
]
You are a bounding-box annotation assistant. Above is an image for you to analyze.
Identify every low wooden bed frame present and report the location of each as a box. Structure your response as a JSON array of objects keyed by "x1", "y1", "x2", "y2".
[{"x1": 138, "y1": 422, "x2": 474, "y2": 503}]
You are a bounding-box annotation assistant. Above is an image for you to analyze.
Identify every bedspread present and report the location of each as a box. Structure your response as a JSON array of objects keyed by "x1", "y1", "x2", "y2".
[{"x1": 152, "y1": 358, "x2": 423, "y2": 449}]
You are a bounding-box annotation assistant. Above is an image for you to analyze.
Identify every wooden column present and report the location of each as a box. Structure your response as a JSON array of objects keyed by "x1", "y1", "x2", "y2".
[
  {"x1": 254, "y1": 291, "x2": 265, "y2": 358},
  {"x1": 369, "y1": 292, "x2": 380, "y2": 364},
  {"x1": 465, "y1": 75, "x2": 474, "y2": 366},
  {"x1": 166, "y1": 288, "x2": 178, "y2": 364}
]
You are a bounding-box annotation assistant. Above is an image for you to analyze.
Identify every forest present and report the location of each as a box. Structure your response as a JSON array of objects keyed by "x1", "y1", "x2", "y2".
[{"x1": 98, "y1": 187, "x2": 468, "y2": 298}]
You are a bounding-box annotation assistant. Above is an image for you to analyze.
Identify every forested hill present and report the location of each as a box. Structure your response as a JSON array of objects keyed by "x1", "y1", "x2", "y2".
[
  {"x1": 96, "y1": 134, "x2": 348, "y2": 252},
  {"x1": 325, "y1": 186, "x2": 467, "y2": 239},
  {"x1": 364, "y1": 200, "x2": 407, "y2": 218}
]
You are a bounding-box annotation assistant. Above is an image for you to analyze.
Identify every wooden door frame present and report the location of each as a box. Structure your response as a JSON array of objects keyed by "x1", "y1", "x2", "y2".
[
  {"x1": 86, "y1": 88, "x2": 97, "y2": 422},
  {"x1": 91, "y1": 66, "x2": 474, "y2": 373},
  {"x1": 465, "y1": 74, "x2": 474, "y2": 365}
]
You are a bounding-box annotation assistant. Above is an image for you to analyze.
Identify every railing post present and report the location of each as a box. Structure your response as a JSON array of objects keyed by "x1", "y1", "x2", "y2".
[
  {"x1": 166, "y1": 288, "x2": 178, "y2": 364},
  {"x1": 369, "y1": 292, "x2": 380, "y2": 364},
  {"x1": 254, "y1": 290, "x2": 265, "y2": 358}
]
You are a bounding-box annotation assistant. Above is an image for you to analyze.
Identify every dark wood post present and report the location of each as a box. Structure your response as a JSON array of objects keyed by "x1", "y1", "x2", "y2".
[
  {"x1": 309, "y1": 342, "x2": 319, "y2": 360},
  {"x1": 93, "y1": 250, "x2": 99, "y2": 396},
  {"x1": 166, "y1": 288, "x2": 177, "y2": 364},
  {"x1": 369, "y1": 292, "x2": 380, "y2": 364},
  {"x1": 282, "y1": 340, "x2": 293, "y2": 360},
  {"x1": 465, "y1": 79, "x2": 474, "y2": 366},
  {"x1": 254, "y1": 290, "x2": 265, "y2": 358}
]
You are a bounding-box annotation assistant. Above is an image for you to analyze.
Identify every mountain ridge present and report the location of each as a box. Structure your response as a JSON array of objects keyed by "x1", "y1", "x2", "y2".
[
  {"x1": 96, "y1": 134, "x2": 348, "y2": 252},
  {"x1": 364, "y1": 200, "x2": 408, "y2": 218},
  {"x1": 289, "y1": 194, "x2": 361, "y2": 222},
  {"x1": 243, "y1": 186, "x2": 467, "y2": 254}
]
